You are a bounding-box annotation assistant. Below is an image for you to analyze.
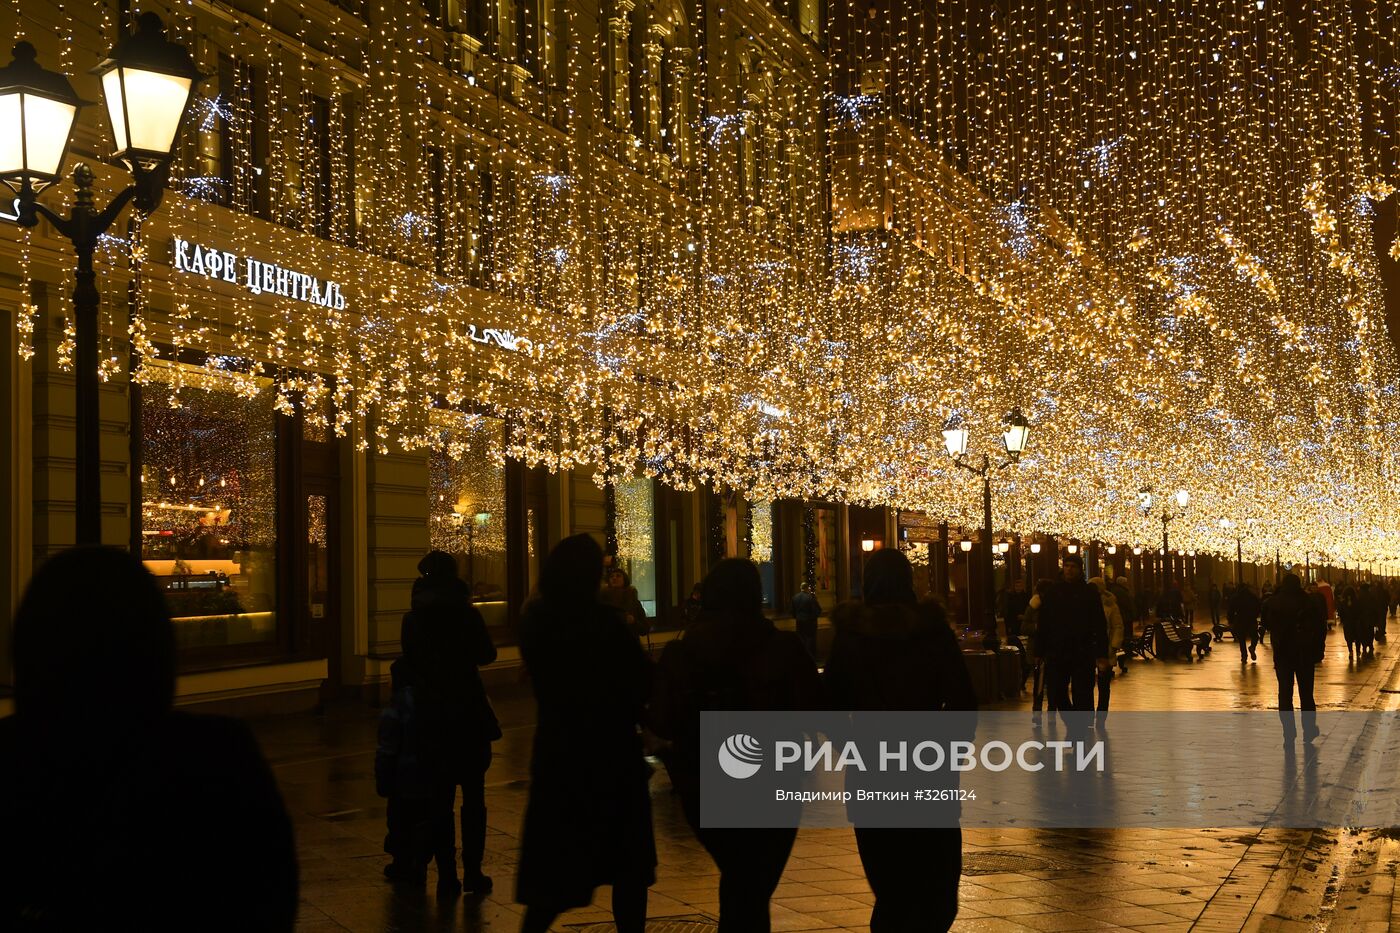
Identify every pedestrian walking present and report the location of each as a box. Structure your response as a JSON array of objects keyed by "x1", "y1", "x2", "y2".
[
  {"x1": 1036, "y1": 554, "x2": 1110, "y2": 719},
  {"x1": 1208, "y1": 583, "x2": 1223, "y2": 638},
  {"x1": 517, "y1": 534, "x2": 655, "y2": 933},
  {"x1": 652, "y1": 559, "x2": 824, "y2": 932},
  {"x1": 791, "y1": 584, "x2": 822, "y2": 661},
  {"x1": 0, "y1": 548, "x2": 298, "y2": 932},
  {"x1": 1023, "y1": 579, "x2": 1053, "y2": 724},
  {"x1": 1001, "y1": 578, "x2": 1030, "y2": 641},
  {"x1": 1263, "y1": 573, "x2": 1326, "y2": 743},
  {"x1": 824, "y1": 549, "x2": 977, "y2": 933},
  {"x1": 1228, "y1": 583, "x2": 1262, "y2": 662},
  {"x1": 392, "y1": 551, "x2": 500, "y2": 898},
  {"x1": 1366, "y1": 582, "x2": 1389, "y2": 644},
  {"x1": 1358, "y1": 583, "x2": 1379, "y2": 654},
  {"x1": 1338, "y1": 584, "x2": 1364, "y2": 660},
  {"x1": 1088, "y1": 577, "x2": 1124, "y2": 726},
  {"x1": 1182, "y1": 581, "x2": 1196, "y2": 626}
]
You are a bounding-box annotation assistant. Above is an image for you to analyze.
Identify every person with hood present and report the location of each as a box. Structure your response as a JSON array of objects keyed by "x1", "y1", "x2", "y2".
[
  {"x1": 1263, "y1": 573, "x2": 1326, "y2": 742},
  {"x1": 824, "y1": 549, "x2": 978, "y2": 932},
  {"x1": 0, "y1": 548, "x2": 297, "y2": 932},
  {"x1": 1228, "y1": 583, "x2": 1262, "y2": 662},
  {"x1": 397, "y1": 550, "x2": 501, "y2": 898},
  {"x1": 516, "y1": 534, "x2": 655, "y2": 933},
  {"x1": 1088, "y1": 577, "x2": 1124, "y2": 725},
  {"x1": 1036, "y1": 554, "x2": 1110, "y2": 718},
  {"x1": 652, "y1": 559, "x2": 824, "y2": 932}
]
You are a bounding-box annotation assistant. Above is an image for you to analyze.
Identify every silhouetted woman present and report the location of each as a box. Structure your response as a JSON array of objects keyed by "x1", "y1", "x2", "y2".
[
  {"x1": 0, "y1": 548, "x2": 297, "y2": 932},
  {"x1": 825, "y1": 548, "x2": 977, "y2": 933},
  {"x1": 516, "y1": 534, "x2": 655, "y2": 933},
  {"x1": 653, "y1": 558, "x2": 825, "y2": 932}
]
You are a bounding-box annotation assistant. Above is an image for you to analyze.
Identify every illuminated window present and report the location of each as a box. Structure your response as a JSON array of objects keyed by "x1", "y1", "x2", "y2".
[
  {"x1": 428, "y1": 411, "x2": 508, "y2": 631},
  {"x1": 139, "y1": 360, "x2": 278, "y2": 651},
  {"x1": 615, "y1": 476, "x2": 657, "y2": 616}
]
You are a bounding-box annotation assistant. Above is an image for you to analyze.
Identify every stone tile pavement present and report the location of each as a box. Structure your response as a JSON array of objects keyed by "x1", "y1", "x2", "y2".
[{"x1": 258, "y1": 615, "x2": 1400, "y2": 931}]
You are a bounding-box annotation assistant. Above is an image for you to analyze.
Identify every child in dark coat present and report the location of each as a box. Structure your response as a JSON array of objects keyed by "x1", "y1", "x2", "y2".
[{"x1": 377, "y1": 658, "x2": 432, "y2": 882}]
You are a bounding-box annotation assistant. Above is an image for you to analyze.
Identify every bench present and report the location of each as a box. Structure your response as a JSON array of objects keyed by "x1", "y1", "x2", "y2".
[
  {"x1": 1156, "y1": 619, "x2": 1212, "y2": 659},
  {"x1": 1126, "y1": 623, "x2": 1155, "y2": 660}
]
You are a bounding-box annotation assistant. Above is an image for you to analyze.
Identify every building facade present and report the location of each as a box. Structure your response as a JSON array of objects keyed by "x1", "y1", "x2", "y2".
[{"x1": 0, "y1": 0, "x2": 899, "y2": 711}]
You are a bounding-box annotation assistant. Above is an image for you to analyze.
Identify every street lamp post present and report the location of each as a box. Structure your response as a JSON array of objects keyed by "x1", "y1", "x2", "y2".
[
  {"x1": 0, "y1": 15, "x2": 198, "y2": 545},
  {"x1": 943, "y1": 408, "x2": 1031, "y2": 649},
  {"x1": 1219, "y1": 518, "x2": 1245, "y2": 585},
  {"x1": 1140, "y1": 487, "x2": 1188, "y2": 583}
]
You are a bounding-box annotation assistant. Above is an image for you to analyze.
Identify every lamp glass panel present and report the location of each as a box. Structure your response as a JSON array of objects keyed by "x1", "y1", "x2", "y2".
[
  {"x1": 0, "y1": 92, "x2": 22, "y2": 174},
  {"x1": 942, "y1": 427, "x2": 968, "y2": 457},
  {"x1": 101, "y1": 69, "x2": 127, "y2": 152},
  {"x1": 21, "y1": 92, "x2": 77, "y2": 178},
  {"x1": 105, "y1": 66, "x2": 190, "y2": 156},
  {"x1": 1002, "y1": 423, "x2": 1029, "y2": 455}
]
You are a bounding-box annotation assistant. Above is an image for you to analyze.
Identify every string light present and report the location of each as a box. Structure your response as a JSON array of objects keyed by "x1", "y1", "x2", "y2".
[{"x1": 3, "y1": 0, "x2": 1398, "y2": 571}]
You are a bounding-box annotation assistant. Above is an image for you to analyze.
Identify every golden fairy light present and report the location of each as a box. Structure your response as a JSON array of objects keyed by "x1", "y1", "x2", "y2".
[{"x1": 3, "y1": 0, "x2": 1399, "y2": 569}]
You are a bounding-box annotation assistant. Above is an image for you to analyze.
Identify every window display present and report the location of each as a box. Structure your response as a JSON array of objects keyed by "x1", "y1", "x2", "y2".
[
  {"x1": 614, "y1": 476, "x2": 657, "y2": 617},
  {"x1": 428, "y1": 410, "x2": 508, "y2": 630},
  {"x1": 139, "y1": 360, "x2": 278, "y2": 650}
]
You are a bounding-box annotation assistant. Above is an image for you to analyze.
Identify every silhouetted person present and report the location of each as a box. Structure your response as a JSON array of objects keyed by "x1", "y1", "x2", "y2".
[
  {"x1": 0, "y1": 548, "x2": 297, "y2": 932},
  {"x1": 1036, "y1": 554, "x2": 1109, "y2": 718},
  {"x1": 652, "y1": 558, "x2": 823, "y2": 932},
  {"x1": 1157, "y1": 578, "x2": 1184, "y2": 622},
  {"x1": 378, "y1": 656, "x2": 431, "y2": 883},
  {"x1": 1001, "y1": 577, "x2": 1030, "y2": 641},
  {"x1": 1366, "y1": 581, "x2": 1389, "y2": 643},
  {"x1": 825, "y1": 549, "x2": 978, "y2": 933},
  {"x1": 1338, "y1": 584, "x2": 1364, "y2": 660},
  {"x1": 1264, "y1": 573, "x2": 1325, "y2": 743},
  {"x1": 393, "y1": 550, "x2": 500, "y2": 897},
  {"x1": 1208, "y1": 582, "x2": 1223, "y2": 632},
  {"x1": 1023, "y1": 579, "x2": 1054, "y2": 723},
  {"x1": 1229, "y1": 583, "x2": 1262, "y2": 662},
  {"x1": 791, "y1": 583, "x2": 821, "y2": 661},
  {"x1": 1088, "y1": 576, "x2": 1123, "y2": 725},
  {"x1": 517, "y1": 534, "x2": 655, "y2": 933}
]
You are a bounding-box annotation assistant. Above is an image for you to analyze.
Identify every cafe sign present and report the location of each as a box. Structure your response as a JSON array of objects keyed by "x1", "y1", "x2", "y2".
[{"x1": 171, "y1": 236, "x2": 348, "y2": 310}]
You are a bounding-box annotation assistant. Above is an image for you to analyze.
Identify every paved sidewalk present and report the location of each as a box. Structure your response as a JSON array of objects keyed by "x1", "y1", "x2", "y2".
[{"x1": 259, "y1": 617, "x2": 1400, "y2": 932}]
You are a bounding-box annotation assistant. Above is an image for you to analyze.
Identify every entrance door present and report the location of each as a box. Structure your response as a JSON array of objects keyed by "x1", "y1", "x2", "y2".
[{"x1": 304, "y1": 479, "x2": 340, "y2": 694}]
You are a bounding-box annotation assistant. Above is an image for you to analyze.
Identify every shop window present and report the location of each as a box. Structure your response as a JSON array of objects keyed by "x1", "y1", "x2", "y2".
[
  {"x1": 139, "y1": 361, "x2": 278, "y2": 651},
  {"x1": 751, "y1": 500, "x2": 776, "y2": 608},
  {"x1": 615, "y1": 476, "x2": 657, "y2": 616},
  {"x1": 815, "y1": 506, "x2": 837, "y2": 598},
  {"x1": 428, "y1": 411, "x2": 509, "y2": 633}
]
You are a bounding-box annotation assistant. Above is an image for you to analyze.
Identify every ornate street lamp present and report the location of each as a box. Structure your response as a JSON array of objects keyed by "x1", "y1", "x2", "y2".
[
  {"x1": 0, "y1": 14, "x2": 198, "y2": 544},
  {"x1": 944, "y1": 408, "x2": 1033, "y2": 648},
  {"x1": 0, "y1": 43, "x2": 84, "y2": 196}
]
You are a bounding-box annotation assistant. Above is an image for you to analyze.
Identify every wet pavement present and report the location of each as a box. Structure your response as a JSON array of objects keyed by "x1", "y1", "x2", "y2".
[{"x1": 256, "y1": 615, "x2": 1400, "y2": 931}]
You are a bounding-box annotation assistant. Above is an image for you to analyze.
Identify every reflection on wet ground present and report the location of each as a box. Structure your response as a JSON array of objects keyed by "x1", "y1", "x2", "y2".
[{"x1": 257, "y1": 618, "x2": 1400, "y2": 931}]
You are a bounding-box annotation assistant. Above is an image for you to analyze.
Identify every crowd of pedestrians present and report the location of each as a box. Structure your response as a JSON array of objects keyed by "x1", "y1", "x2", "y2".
[
  {"x1": 514, "y1": 539, "x2": 976, "y2": 931},
  {"x1": 7, "y1": 543, "x2": 1398, "y2": 933}
]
